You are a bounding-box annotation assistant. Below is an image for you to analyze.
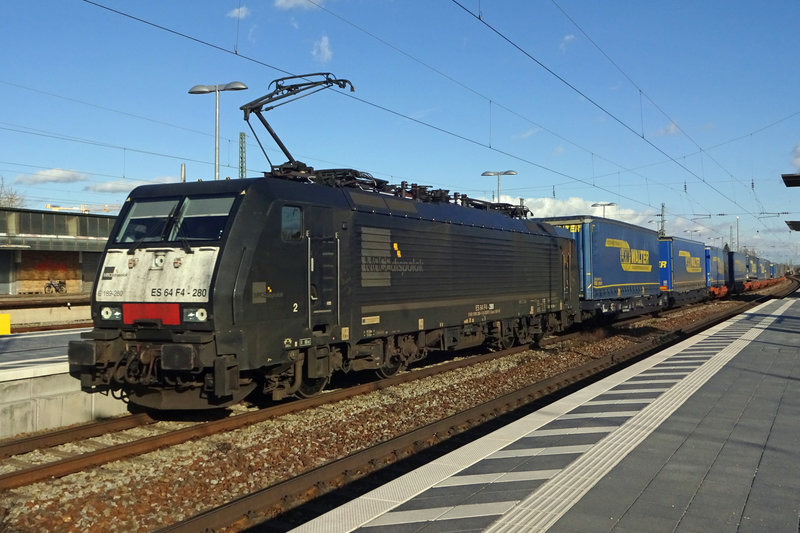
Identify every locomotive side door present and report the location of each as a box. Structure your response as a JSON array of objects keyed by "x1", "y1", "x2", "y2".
[
  {"x1": 263, "y1": 204, "x2": 309, "y2": 335},
  {"x1": 308, "y1": 208, "x2": 339, "y2": 335}
]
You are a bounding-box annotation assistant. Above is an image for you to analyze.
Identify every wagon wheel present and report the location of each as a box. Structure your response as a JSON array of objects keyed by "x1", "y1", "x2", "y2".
[{"x1": 295, "y1": 376, "x2": 329, "y2": 398}]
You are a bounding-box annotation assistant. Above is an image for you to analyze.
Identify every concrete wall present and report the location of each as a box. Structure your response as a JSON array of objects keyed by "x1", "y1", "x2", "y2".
[
  {"x1": 0, "y1": 305, "x2": 112, "y2": 439},
  {"x1": 0, "y1": 364, "x2": 129, "y2": 440}
]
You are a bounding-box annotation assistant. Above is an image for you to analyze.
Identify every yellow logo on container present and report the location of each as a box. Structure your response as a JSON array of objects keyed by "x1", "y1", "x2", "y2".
[
  {"x1": 605, "y1": 239, "x2": 652, "y2": 272},
  {"x1": 711, "y1": 256, "x2": 723, "y2": 275},
  {"x1": 560, "y1": 224, "x2": 582, "y2": 233},
  {"x1": 679, "y1": 250, "x2": 702, "y2": 273}
]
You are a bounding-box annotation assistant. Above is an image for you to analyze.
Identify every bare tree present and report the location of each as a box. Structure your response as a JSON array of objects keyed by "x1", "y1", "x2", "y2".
[{"x1": 0, "y1": 176, "x2": 25, "y2": 208}]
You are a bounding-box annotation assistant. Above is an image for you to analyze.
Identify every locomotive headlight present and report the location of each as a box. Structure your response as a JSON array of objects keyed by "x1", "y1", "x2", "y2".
[
  {"x1": 183, "y1": 307, "x2": 208, "y2": 322},
  {"x1": 100, "y1": 306, "x2": 122, "y2": 321}
]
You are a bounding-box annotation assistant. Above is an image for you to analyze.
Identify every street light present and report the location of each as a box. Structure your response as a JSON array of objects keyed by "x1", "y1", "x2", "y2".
[
  {"x1": 481, "y1": 170, "x2": 517, "y2": 202},
  {"x1": 189, "y1": 81, "x2": 248, "y2": 180},
  {"x1": 591, "y1": 202, "x2": 616, "y2": 218},
  {"x1": 685, "y1": 229, "x2": 700, "y2": 240}
]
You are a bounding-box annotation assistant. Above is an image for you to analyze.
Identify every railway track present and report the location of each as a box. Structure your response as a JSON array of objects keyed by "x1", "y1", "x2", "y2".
[
  {"x1": 0, "y1": 308, "x2": 691, "y2": 490},
  {"x1": 1, "y1": 280, "x2": 794, "y2": 532},
  {"x1": 0, "y1": 412, "x2": 155, "y2": 459},
  {"x1": 0, "y1": 342, "x2": 557, "y2": 491},
  {"x1": 155, "y1": 281, "x2": 797, "y2": 532}
]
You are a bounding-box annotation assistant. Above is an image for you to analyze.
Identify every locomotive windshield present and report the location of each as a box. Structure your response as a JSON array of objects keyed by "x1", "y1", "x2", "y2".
[{"x1": 115, "y1": 195, "x2": 236, "y2": 243}]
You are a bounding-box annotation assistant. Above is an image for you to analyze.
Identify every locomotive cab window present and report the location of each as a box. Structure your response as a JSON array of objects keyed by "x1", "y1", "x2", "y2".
[
  {"x1": 169, "y1": 196, "x2": 236, "y2": 241},
  {"x1": 115, "y1": 199, "x2": 179, "y2": 243},
  {"x1": 115, "y1": 195, "x2": 237, "y2": 244},
  {"x1": 281, "y1": 206, "x2": 303, "y2": 241}
]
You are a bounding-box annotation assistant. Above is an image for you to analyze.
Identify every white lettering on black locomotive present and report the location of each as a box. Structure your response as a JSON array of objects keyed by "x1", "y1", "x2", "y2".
[
  {"x1": 360, "y1": 227, "x2": 423, "y2": 287},
  {"x1": 361, "y1": 256, "x2": 424, "y2": 273},
  {"x1": 96, "y1": 247, "x2": 219, "y2": 303},
  {"x1": 251, "y1": 281, "x2": 284, "y2": 303}
]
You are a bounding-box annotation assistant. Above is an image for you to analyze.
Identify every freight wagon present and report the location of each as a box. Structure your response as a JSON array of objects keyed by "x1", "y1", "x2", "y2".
[
  {"x1": 659, "y1": 236, "x2": 707, "y2": 305},
  {"x1": 746, "y1": 255, "x2": 759, "y2": 281},
  {"x1": 728, "y1": 251, "x2": 748, "y2": 292},
  {"x1": 705, "y1": 245, "x2": 728, "y2": 297},
  {"x1": 541, "y1": 216, "x2": 664, "y2": 318}
]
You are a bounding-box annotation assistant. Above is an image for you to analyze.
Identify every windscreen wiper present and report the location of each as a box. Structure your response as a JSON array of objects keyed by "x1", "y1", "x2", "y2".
[
  {"x1": 127, "y1": 237, "x2": 145, "y2": 255},
  {"x1": 175, "y1": 230, "x2": 194, "y2": 254}
]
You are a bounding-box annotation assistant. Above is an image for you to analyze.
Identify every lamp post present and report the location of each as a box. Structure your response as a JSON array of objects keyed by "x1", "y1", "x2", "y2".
[
  {"x1": 481, "y1": 170, "x2": 517, "y2": 202},
  {"x1": 591, "y1": 202, "x2": 616, "y2": 218},
  {"x1": 685, "y1": 229, "x2": 700, "y2": 240},
  {"x1": 188, "y1": 81, "x2": 248, "y2": 180}
]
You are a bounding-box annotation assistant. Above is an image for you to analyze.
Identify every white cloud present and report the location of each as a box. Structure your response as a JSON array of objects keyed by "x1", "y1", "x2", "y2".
[
  {"x1": 792, "y1": 143, "x2": 800, "y2": 168},
  {"x1": 247, "y1": 23, "x2": 259, "y2": 43},
  {"x1": 656, "y1": 122, "x2": 680, "y2": 136},
  {"x1": 226, "y1": 6, "x2": 251, "y2": 19},
  {"x1": 15, "y1": 168, "x2": 87, "y2": 185},
  {"x1": 409, "y1": 106, "x2": 439, "y2": 121},
  {"x1": 559, "y1": 34, "x2": 575, "y2": 52},
  {"x1": 312, "y1": 34, "x2": 332, "y2": 63},
  {"x1": 519, "y1": 196, "x2": 655, "y2": 228},
  {"x1": 515, "y1": 128, "x2": 539, "y2": 140},
  {"x1": 522, "y1": 197, "x2": 739, "y2": 245},
  {"x1": 275, "y1": 0, "x2": 320, "y2": 10},
  {"x1": 84, "y1": 177, "x2": 177, "y2": 193}
]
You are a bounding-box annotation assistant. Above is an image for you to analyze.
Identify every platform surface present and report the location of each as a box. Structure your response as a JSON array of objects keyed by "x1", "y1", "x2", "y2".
[
  {"x1": 293, "y1": 295, "x2": 800, "y2": 532},
  {"x1": 0, "y1": 328, "x2": 84, "y2": 382}
]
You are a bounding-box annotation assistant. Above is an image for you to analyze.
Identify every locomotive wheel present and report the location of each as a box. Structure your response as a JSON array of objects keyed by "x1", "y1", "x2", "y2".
[
  {"x1": 295, "y1": 376, "x2": 329, "y2": 398},
  {"x1": 495, "y1": 336, "x2": 514, "y2": 350},
  {"x1": 376, "y1": 358, "x2": 402, "y2": 379},
  {"x1": 514, "y1": 325, "x2": 532, "y2": 346},
  {"x1": 495, "y1": 322, "x2": 517, "y2": 350}
]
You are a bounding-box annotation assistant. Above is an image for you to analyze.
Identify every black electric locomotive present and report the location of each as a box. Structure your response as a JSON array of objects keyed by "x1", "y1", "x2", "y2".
[
  {"x1": 68, "y1": 170, "x2": 580, "y2": 409},
  {"x1": 68, "y1": 73, "x2": 581, "y2": 409}
]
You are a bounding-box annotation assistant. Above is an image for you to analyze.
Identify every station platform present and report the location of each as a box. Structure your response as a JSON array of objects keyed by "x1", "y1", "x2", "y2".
[
  {"x1": 293, "y1": 294, "x2": 800, "y2": 532},
  {"x1": 0, "y1": 293, "x2": 91, "y2": 332},
  {"x1": 0, "y1": 328, "x2": 127, "y2": 439}
]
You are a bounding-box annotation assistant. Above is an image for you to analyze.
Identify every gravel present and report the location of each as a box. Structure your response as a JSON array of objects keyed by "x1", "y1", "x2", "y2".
[{"x1": 0, "y1": 298, "x2": 763, "y2": 532}]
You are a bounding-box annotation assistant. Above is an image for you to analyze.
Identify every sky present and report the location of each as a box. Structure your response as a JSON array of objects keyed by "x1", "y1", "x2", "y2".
[{"x1": 2, "y1": 0, "x2": 800, "y2": 263}]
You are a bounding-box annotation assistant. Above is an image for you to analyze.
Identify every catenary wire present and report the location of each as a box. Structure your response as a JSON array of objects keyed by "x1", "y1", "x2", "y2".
[{"x1": 62, "y1": 0, "x2": 796, "y2": 241}]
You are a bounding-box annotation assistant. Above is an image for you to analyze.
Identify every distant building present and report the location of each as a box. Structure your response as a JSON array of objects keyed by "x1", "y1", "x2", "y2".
[{"x1": 0, "y1": 207, "x2": 114, "y2": 295}]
